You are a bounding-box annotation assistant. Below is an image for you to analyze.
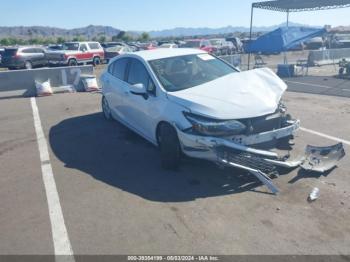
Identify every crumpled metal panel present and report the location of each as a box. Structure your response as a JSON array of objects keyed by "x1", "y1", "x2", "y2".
[{"x1": 301, "y1": 143, "x2": 346, "y2": 172}]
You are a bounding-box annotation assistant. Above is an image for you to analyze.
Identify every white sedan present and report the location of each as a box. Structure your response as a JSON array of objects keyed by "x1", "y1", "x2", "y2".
[{"x1": 100, "y1": 48, "x2": 345, "y2": 193}]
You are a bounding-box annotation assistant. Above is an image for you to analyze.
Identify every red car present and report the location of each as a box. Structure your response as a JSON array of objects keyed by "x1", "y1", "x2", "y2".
[
  {"x1": 47, "y1": 42, "x2": 104, "y2": 66},
  {"x1": 180, "y1": 39, "x2": 216, "y2": 54}
]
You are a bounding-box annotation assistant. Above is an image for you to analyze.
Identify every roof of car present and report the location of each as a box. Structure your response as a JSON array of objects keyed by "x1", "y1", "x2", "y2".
[{"x1": 131, "y1": 48, "x2": 206, "y2": 61}]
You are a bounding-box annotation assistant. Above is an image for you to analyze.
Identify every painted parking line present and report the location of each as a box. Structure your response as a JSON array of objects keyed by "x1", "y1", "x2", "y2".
[
  {"x1": 300, "y1": 127, "x2": 350, "y2": 146},
  {"x1": 284, "y1": 80, "x2": 332, "y2": 89},
  {"x1": 31, "y1": 97, "x2": 75, "y2": 261}
]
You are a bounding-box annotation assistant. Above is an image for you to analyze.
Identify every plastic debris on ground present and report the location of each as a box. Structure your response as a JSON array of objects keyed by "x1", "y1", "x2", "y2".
[
  {"x1": 301, "y1": 143, "x2": 345, "y2": 172},
  {"x1": 82, "y1": 76, "x2": 100, "y2": 92},
  {"x1": 308, "y1": 187, "x2": 320, "y2": 202},
  {"x1": 52, "y1": 85, "x2": 76, "y2": 94},
  {"x1": 35, "y1": 79, "x2": 53, "y2": 97}
]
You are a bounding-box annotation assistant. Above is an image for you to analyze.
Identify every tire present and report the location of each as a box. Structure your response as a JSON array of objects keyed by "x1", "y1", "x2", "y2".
[
  {"x1": 93, "y1": 56, "x2": 101, "y2": 66},
  {"x1": 24, "y1": 61, "x2": 33, "y2": 70},
  {"x1": 158, "y1": 123, "x2": 181, "y2": 170},
  {"x1": 102, "y1": 96, "x2": 112, "y2": 121},
  {"x1": 68, "y1": 59, "x2": 78, "y2": 66}
]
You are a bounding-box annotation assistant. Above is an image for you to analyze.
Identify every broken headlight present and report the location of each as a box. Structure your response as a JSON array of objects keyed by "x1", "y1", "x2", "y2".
[
  {"x1": 278, "y1": 100, "x2": 287, "y2": 114},
  {"x1": 183, "y1": 112, "x2": 246, "y2": 136}
]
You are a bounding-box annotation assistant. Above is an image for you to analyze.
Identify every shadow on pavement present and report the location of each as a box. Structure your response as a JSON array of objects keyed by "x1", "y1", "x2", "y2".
[
  {"x1": 49, "y1": 113, "x2": 274, "y2": 202},
  {"x1": 288, "y1": 166, "x2": 336, "y2": 184}
]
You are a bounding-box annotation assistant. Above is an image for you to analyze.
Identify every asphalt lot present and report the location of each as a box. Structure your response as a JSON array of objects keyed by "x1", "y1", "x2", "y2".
[
  {"x1": 284, "y1": 76, "x2": 350, "y2": 98},
  {"x1": 0, "y1": 76, "x2": 350, "y2": 258}
]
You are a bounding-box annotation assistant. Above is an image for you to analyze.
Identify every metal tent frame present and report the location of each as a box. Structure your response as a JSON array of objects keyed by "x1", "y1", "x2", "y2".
[{"x1": 248, "y1": 0, "x2": 350, "y2": 69}]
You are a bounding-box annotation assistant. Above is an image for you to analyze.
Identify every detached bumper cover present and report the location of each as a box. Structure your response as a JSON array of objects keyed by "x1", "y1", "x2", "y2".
[
  {"x1": 301, "y1": 143, "x2": 346, "y2": 172},
  {"x1": 174, "y1": 121, "x2": 346, "y2": 194}
]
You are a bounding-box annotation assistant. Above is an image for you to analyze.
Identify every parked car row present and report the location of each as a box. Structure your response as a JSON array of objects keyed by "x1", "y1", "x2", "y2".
[
  {"x1": 178, "y1": 38, "x2": 242, "y2": 55},
  {"x1": 0, "y1": 42, "x2": 104, "y2": 70},
  {"x1": 0, "y1": 37, "x2": 246, "y2": 70},
  {"x1": 1, "y1": 46, "x2": 48, "y2": 69}
]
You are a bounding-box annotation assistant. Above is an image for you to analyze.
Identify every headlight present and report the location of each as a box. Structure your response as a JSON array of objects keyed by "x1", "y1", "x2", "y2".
[{"x1": 183, "y1": 112, "x2": 246, "y2": 136}]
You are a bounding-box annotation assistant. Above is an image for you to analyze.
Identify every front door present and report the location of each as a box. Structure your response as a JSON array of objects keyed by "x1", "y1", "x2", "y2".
[
  {"x1": 122, "y1": 58, "x2": 159, "y2": 142},
  {"x1": 78, "y1": 44, "x2": 92, "y2": 62}
]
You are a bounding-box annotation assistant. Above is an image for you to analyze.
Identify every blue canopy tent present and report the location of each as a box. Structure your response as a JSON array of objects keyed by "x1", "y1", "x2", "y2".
[
  {"x1": 246, "y1": 26, "x2": 327, "y2": 54},
  {"x1": 248, "y1": 0, "x2": 350, "y2": 69}
]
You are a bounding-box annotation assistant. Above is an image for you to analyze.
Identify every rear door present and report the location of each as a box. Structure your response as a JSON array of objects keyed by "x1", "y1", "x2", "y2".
[
  {"x1": 22, "y1": 48, "x2": 38, "y2": 65},
  {"x1": 34, "y1": 48, "x2": 47, "y2": 66},
  {"x1": 103, "y1": 57, "x2": 130, "y2": 121}
]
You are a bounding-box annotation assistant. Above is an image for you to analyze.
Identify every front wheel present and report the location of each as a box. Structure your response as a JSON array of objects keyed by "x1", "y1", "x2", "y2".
[
  {"x1": 158, "y1": 124, "x2": 181, "y2": 170},
  {"x1": 68, "y1": 59, "x2": 78, "y2": 66}
]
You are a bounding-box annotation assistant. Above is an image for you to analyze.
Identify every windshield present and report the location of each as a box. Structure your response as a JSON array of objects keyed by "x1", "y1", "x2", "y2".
[
  {"x1": 62, "y1": 43, "x2": 79, "y2": 51},
  {"x1": 181, "y1": 41, "x2": 200, "y2": 48},
  {"x1": 149, "y1": 54, "x2": 237, "y2": 92}
]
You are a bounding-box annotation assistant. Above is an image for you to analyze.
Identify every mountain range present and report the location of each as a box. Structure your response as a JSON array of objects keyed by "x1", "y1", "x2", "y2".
[
  {"x1": 0, "y1": 25, "x2": 121, "y2": 39},
  {"x1": 0, "y1": 22, "x2": 319, "y2": 39}
]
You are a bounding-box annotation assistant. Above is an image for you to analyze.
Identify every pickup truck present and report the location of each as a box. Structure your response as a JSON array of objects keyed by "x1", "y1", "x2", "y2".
[{"x1": 46, "y1": 42, "x2": 104, "y2": 66}]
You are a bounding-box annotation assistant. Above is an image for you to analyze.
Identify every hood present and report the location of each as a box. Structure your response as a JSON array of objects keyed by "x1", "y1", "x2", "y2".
[{"x1": 167, "y1": 68, "x2": 287, "y2": 119}]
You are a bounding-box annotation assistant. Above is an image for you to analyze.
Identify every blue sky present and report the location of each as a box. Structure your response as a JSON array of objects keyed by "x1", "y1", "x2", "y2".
[{"x1": 0, "y1": 0, "x2": 349, "y2": 31}]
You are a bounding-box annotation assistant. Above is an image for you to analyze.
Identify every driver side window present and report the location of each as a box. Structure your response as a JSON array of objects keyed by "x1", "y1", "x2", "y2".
[{"x1": 127, "y1": 59, "x2": 156, "y2": 96}]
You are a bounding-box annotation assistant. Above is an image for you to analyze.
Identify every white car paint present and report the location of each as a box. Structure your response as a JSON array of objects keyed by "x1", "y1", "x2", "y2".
[
  {"x1": 101, "y1": 48, "x2": 298, "y2": 158},
  {"x1": 167, "y1": 67, "x2": 287, "y2": 119}
]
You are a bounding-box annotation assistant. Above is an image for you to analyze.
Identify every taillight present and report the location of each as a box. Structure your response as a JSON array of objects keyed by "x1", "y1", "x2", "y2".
[{"x1": 14, "y1": 53, "x2": 21, "y2": 58}]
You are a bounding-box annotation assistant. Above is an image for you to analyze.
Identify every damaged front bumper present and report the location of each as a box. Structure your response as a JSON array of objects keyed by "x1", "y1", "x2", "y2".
[{"x1": 174, "y1": 120, "x2": 345, "y2": 194}]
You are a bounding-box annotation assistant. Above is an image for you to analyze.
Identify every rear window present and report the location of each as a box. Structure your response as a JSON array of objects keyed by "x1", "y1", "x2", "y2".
[
  {"x1": 4, "y1": 49, "x2": 18, "y2": 56},
  {"x1": 22, "y1": 48, "x2": 37, "y2": 53},
  {"x1": 88, "y1": 43, "x2": 100, "y2": 50}
]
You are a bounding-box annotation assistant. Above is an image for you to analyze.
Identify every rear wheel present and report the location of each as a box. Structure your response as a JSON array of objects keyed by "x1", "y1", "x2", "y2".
[
  {"x1": 158, "y1": 123, "x2": 181, "y2": 170},
  {"x1": 68, "y1": 59, "x2": 78, "y2": 66},
  {"x1": 24, "y1": 61, "x2": 33, "y2": 69},
  {"x1": 102, "y1": 96, "x2": 112, "y2": 121}
]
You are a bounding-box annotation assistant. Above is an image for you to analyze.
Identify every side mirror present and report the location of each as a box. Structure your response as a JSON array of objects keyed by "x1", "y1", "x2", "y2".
[{"x1": 130, "y1": 83, "x2": 148, "y2": 99}]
